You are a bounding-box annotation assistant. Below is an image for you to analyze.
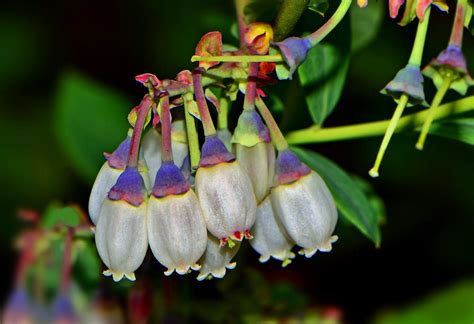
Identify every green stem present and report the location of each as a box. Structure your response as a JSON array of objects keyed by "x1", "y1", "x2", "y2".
[
  {"x1": 218, "y1": 96, "x2": 230, "y2": 130},
  {"x1": 183, "y1": 93, "x2": 201, "y2": 169},
  {"x1": 191, "y1": 54, "x2": 283, "y2": 63},
  {"x1": 285, "y1": 96, "x2": 474, "y2": 143},
  {"x1": 256, "y1": 97, "x2": 288, "y2": 151},
  {"x1": 192, "y1": 69, "x2": 217, "y2": 136},
  {"x1": 305, "y1": 0, "x2": 352, "y2": 46},
  {"x1": 273, "y1": 0, "x2": 309, "y2": 42},
  {"x1": 408, "y1": 7, "x2": 431, "y2": 65},
  {"x1": 448, "y1": 0, "x2": 467, "y2": 47},
  {"x1": 416, "y1": 77, "x2": 452, "y2": 150},
  {"x1": 369, "y1": 94, "x2": 409, "y2": 178}
]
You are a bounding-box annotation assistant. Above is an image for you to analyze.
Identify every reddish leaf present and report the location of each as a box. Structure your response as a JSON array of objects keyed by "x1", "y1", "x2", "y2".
[{"x1": 195, "y1": 31, "x2": 223, "y2": 70}]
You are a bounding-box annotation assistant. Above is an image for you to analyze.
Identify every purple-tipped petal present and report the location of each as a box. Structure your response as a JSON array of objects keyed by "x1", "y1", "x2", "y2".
[
  {"x1": 231, "y1": 110, "x2": 271, "y2": 147},
  {"x1": 199, "y1": 135, "x2": 235, "y2": 167},
  {"x1": 104, "y1": 137, "x2": 131, "y2": 169},
  {"x1": 108, "y1": 167, "x2": 147, "y2": 206},
  {"x1": 274, "y1": 150, "x2": 311, "y2": 186},
  {"x1": 152, "y1": 162, "x2": 190, "y2": 198},
  {"x1": 272, "y1": 37, "x2": 312, "y2": 79},
  {"x1": 381, "y1": 64, "x2": 425, "y2": 105}
]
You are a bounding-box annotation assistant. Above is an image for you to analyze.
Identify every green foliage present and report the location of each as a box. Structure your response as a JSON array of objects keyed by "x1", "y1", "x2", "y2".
[
  {"x1": 374, "y1": 280, "x2": 474, "y2": 324},
  {"x1": 350, "y1": 0, "x2": 384, "y2": 52},
  {"x1": 298, "y1": 16, "x2": 350, "y2": 126},
  {"x1": 54, "y1": 71, "x2": 130, "y2": 182},
  {"x1": 428, "y1": 118, "x2": 474, "y2": 145},
  {"x1": 42, "y1": 204, "x2": 80, "y2": 229},
  {"x1": 292, "y1": 147, "x2": 381, "y2": 245}
]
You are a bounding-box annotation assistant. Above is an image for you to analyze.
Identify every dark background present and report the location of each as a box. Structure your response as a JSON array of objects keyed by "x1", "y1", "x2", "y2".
[{"x1": 0, "y1": 0, "x2": 473, "y2": 322}]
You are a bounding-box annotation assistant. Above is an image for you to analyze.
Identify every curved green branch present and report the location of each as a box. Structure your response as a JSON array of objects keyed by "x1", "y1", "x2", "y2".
[{"x1": 285, "y1": 96, "x2": 474, "y2": 144}]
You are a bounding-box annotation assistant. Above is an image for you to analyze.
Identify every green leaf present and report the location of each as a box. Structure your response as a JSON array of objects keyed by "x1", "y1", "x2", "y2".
[
  {"x1": 351, "y1": 175, "x2": 386, "y2": 224},
  {"x1": 374, "y1": 280, "x2": 474, "y2": 324},
  {"x1": 292, "y1": 146, "x2": 381, "y2": 246},
  {"x1": 73, "y1": 240, "x2": 101, "y2": 287},
  {"x1": 297, "y1": 16, "x2": 350, "y2": 125},
  {"x1": 427, "y1": 118, "x2": 474, "y2": 145},
  {"x1": 350, "y1": 0, "x2": 384, "y2": 52},
  {"x1": 54, "y1": 71, "x2": 130, "y2": 182},
  {"x1": 42, "y1": 203, "x2": 80, "y2": 229}
]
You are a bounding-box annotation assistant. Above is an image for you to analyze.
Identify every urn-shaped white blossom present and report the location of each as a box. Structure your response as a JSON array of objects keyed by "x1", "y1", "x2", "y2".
[
  {"x1": 232, "y1": 110, "x2": 275, "y2": 203},
  {"x1": 197, "y1": 235, "x2": 240, "y2": 281},
  {"x1": 89, "y1": 137, "x2": 150, "y2": 225},
  {"x1": 250, "y1": 196, "x2": 295, "y2": 266},
  {"x1": 95, "y1": 167, "x2": 149, "y2": 282},
  {"x1": 142, "y1": 121, "x2": 189, "y2": 185},
  {"x1": 271, "y1": 150, "x2": 338, "y2": 258},
  {"x1": 147, "y1": 161, "x2": 207, "y2": 275},
  {"x1": 217, "y1": 128, "x2": 233, "y2": 152},
  {"x1": 195, "y1": 135, "x2": 257, "y2": 245}
]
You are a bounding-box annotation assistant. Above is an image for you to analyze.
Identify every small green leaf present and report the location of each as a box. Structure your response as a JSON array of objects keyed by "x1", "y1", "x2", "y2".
[
  {"x1": 308, "y1": 0, "x2": 330, "y2": 16},
  {"x1": 350, "y1": 0, "x2": 384, "y2": 52},
  {"x1": 73, "y1": 240, "x2": 101, "y2": 287},
  {"x1": 54, "y1": 71, "x2": 130, "y2": 182},
  {"x1": 42, "y1": 204, "x2": 80, "y2": 229},
  {"x1": 292, "y1": 146, "x2": 381, "y2": 246},
  {"x1": 297, "y1": 16, "x2": 350, "y2": 125},
  {"x1": 427, "y1": 118, "x2": 474, "y2": 145},
  {"x1": 374, "y1": 280, "x2": 474, "y2": 324}
]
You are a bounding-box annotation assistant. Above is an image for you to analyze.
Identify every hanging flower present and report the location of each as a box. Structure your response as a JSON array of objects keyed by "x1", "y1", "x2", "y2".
[
  {"x1": 95, "y1": 167, "x2": 149, "y2": 282},
  {"x1": 195, "y1": 135, "x2": 257, "y2": 246},
  {"x1": 271, "y1": 150, "x2": 338, "y2": 257},
  {"x1": 249, "y1": 196, "x2": 295, "y2": 266},
  {"x1": 197, "y1": 235, "x2": 240, "y2": 281},
  {"x1": 147, "y1": 161, "x2": 207, "y2": 275}
]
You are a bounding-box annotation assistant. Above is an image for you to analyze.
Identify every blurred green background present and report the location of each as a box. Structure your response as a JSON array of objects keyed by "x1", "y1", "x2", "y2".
[{"x1": 0, "y1": 0, "x2": 473, "y2": 322}]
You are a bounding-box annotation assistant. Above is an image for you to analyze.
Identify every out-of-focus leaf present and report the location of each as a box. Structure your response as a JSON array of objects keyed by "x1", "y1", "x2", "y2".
[
  {"x1": 352, "y1": 175, "x2": 386, "y2": 224},
  {"x1": 42, "y1": 204, "x2": 80, "y2": 229},
  {"x1": 243, "y1": 0, "x2": 280, "y2": 23},
  {"x1": 427, "y1": 118, "x2": 474, "y2": 145},
  {"x1": 73, "y1": 240, "x2": 101, "y2": 287},
  {"x1": 298, "y1": 16, "x2": 350, "y2": 125},
  {"x1": 308, "y1": 0, "x2": 330, "y2": 16},
  {"x1": 292, "y1": 147, "x2": 381, "y2": 246},
  {"x1": 54, "y1": 71, "x2": 130, "y2": 182},
  {"x1": 350, "y1": 0, "x2": 384, "y2": 52},
  {"x1": 374, "y1": 280, "x2": 474, "y2": 324}
]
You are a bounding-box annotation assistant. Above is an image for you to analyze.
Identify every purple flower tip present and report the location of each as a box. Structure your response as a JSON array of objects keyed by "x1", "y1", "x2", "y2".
[
  {"x1": 199, "y1": 135, "x2": 235, "y2": 168},
  {"x1": 433, "y1": 45, "x2": 468, "y2": 74},
  {"x1": 382, "y1": 64, "x2": 425, "y2": 104},
  {"x1": 4, "y1": 288, "x2": 30, "y2": 315},
  {"x1": 233, "y1": 110, "x2": 271, "y2": 145},
  {"x1": 152, "y1": 161, "x2": 190, "y2": 198},
  {"x1": 275, "y1": 150, "x2": 311, "y2": 185},
  {"x1": 105, "y1": 137, "x2": 131, "y2": 169},
  {"x1": 108, "y1": 167, "x2": 147, "y2": 206},
  {"x1": 52, "y1": 294, "x2": 76, "y2": 323},
  {"x1": 272, "y1": 37, "x2": 312, "y2": 79}
]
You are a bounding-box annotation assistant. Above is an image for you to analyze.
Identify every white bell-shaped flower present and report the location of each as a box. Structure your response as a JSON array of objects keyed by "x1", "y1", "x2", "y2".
[
  {"x1": 235, "y1": 142, "x2": 275, "y2": 203},
  {"x1": 271, "y1": 150, "x2": 338, "y2": 258},
  {"x1": 147, "y1": 162, "x2": 207, "y2": 276},
  {"x1": 250, "y1": 196, "x2": 295, "y2": 266},
  {"x1": 197, "y1": 235, "x2": 240, "y2": 281},
  {"x1": 89, "y1": 137, "x2": 150, "y2": 225},
  {"x1": 95, "y1": 167, "x2": 148, "y2": 282},
  {"x1": 217, "y1": 128, "x2": 233, "y2": 152},
  {"x1": 195, "y1": 135, "x2": 257, "y2": 245}
]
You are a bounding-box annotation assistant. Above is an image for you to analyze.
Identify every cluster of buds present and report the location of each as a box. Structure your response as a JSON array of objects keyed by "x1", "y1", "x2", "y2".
[{"x1": 89, "y1": 31, "x2": 339, "y2": 281}]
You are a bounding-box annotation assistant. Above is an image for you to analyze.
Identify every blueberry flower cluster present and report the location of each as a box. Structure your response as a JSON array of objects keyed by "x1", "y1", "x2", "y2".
[{"x1": 89, "y1": 62, "x2": 338, "y2": 283}]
